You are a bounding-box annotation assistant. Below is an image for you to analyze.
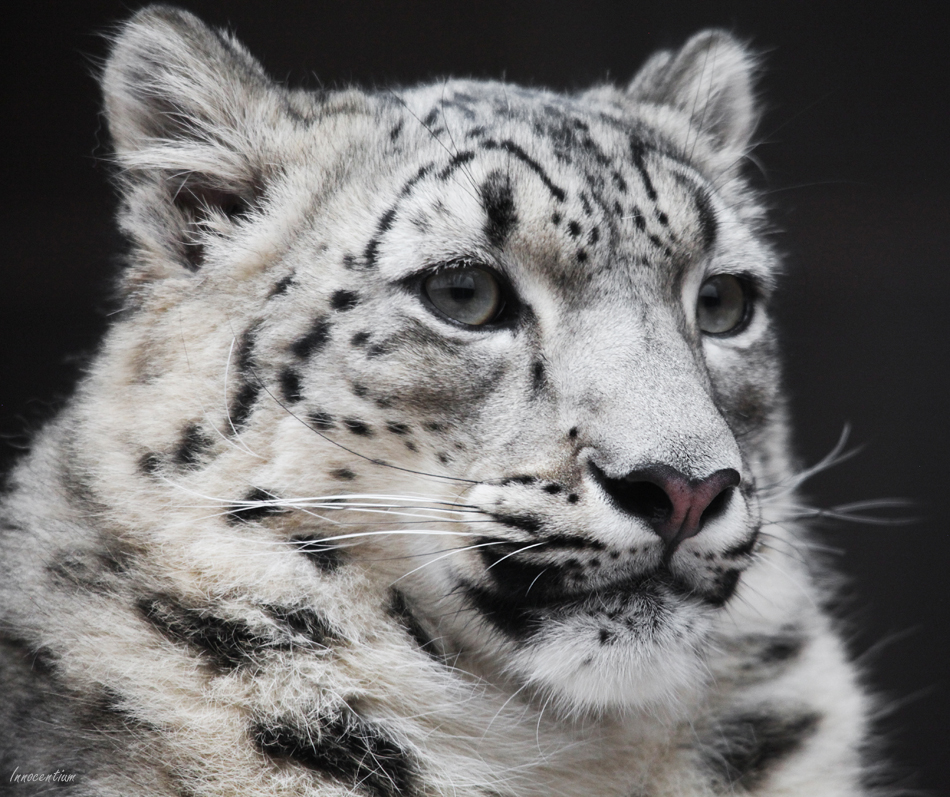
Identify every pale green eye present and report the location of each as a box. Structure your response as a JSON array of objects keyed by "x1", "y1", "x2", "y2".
[
  {"x1": 424, "y1": 265, "x2": 504, "y2": 326},
  {"x1": 697, "y1": 274, "x2": 749, "y2": 335}
]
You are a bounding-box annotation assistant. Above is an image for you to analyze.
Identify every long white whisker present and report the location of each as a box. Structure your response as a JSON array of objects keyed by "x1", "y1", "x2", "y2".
[
  {"x1": 390, "y1": 540, "x2": 513, "y2": 586},
  {"x1": 483, "y1": 541, "x2": 550, "y2": 572}
]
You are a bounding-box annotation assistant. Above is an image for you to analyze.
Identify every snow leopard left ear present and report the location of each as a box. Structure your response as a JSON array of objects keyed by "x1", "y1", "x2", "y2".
[
  {"x1": 102, "y1": 5, "x2": 293, "y2": 273},
  {"x1": 627, "y1": 30, "x2": 758, "y2": 171}
]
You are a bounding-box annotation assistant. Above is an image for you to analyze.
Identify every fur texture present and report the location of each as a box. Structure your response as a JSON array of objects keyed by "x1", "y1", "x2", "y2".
[{"x1": 0, "y1": 7, "x2": 870, "y2": 795}]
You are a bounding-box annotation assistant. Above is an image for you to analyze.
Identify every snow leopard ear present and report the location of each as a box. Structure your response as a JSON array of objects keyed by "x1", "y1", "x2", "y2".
[
  {"x1": 102, "y1": 5, "x2": 289, "y2": 273},
  {"x1": 628, "y1": 30, "x2": 757, "y2": 171}
]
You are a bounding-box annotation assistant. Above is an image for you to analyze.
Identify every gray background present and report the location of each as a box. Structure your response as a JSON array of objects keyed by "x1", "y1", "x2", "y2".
[{"x1": 1, "y1": 2, "x2": 946, "y2": 791}]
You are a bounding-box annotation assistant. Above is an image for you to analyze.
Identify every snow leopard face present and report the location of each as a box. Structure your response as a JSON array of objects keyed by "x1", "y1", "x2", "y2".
[{"x1": 97, "y1": 7, "x2": 782, "y2": 714}]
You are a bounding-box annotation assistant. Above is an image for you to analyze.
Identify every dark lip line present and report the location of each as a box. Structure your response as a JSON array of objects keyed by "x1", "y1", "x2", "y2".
[
  {"x1": 475, "y1": 551, "x2": 749, "y2": 610},
  {"x1": 482, "y1": 564, "x2": 685, "y2": 611}
]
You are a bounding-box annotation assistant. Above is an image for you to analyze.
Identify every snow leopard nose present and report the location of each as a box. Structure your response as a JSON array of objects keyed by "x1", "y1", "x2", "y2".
[{"x1": 593, "y1": 464, "x2": 740, "y2": 546}]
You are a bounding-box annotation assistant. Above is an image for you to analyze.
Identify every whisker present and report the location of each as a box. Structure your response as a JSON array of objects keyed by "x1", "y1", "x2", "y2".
[
  {"x1": 483, "y1": 541, "x2": 550, "y2": 572},
  {"x1": 390, "y1": 539, "x2": 514, "y2": 586},
  {"x1": 759, "y1": 424, "x2": 857, "y2": 499}
]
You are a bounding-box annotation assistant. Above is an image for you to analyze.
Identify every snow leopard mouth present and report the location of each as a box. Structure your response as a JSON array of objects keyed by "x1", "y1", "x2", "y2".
[{"x1": 462, "y1": 541, "x2": 744, "y2": 641}]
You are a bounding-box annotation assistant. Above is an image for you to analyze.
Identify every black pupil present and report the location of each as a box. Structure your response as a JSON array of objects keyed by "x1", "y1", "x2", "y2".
[
  {"x1": 701, "y1": 286, "x2": 721, "y2": 308},
  {"x1": 450, "y1": 279, "x2": 476, "y2": 303}
]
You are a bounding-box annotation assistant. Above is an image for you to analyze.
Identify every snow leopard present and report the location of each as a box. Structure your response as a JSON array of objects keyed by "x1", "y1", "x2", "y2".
[{"x1": 0, "y1": 6, "x2": 871, "y2": 796}]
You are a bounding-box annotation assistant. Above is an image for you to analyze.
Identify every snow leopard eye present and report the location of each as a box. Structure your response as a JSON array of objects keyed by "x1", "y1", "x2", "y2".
[
  {"x1": 697, "y1": 274, "x2": 750, "y2": 335},
  {"x1": 423, "y1": 264, "x2": 505, "y2": 327}
]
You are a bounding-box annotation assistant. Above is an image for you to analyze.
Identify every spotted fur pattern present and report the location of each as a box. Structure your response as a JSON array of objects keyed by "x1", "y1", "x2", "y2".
[{"x1": 0, "y1": 7, "x2": 870, "y2": 795}]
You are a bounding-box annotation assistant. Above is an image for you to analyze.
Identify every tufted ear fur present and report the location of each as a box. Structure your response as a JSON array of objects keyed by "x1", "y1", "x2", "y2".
[
  {"x1": 627, "y1": 30, "x2": 757, "y2": 173},
  {"x1": 103, "y1": 5, "x2": 290, "y2": 275}
]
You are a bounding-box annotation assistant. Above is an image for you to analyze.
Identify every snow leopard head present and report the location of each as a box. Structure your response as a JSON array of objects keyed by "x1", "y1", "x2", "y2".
[{"x1": 96, "y1": 6, "x2": 784, "y2": 713}]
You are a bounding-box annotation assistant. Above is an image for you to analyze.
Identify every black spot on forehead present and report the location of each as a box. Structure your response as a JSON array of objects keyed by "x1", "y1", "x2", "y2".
[
  {"x1": 480, "y1": 169, "x2": 518, "y2": 248},
  {"x1": 629, "y1": 138, "x2": 658, "y2": 202},
  {"x1": 481, "y1": 138, "x2": 566, "y2": 201},
  {"x1": 438, "y1": 150, "x2": 475, "y2": 180},
  {"x1": 362, "y1": 207, "x2": 398, "y2": 269},
  {"x1": 330, "y1": 290, "x2": 360, "y2": 311},
  {"x1": 400, "y1": 162, "x2": 435, "y2": 197},
  {"x1": 693, "y1": 184, "x2": 718, "y2": 250},
  {"x1": 330, "y1": 468, "x2": 356, "y2": 481}
]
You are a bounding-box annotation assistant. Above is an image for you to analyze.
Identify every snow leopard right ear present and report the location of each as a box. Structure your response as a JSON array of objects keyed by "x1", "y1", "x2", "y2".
[
  {"x1": 102, "y1": 5, "x2": 293, "y2": 273},
  {"x1": 627, "y1": 30, "x2": 758, "y2": 176}
]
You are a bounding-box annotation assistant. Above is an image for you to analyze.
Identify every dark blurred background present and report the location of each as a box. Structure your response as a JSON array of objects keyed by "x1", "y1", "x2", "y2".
[{"x1": 2, "y1": 2, "x2": 947, "y2": 791}]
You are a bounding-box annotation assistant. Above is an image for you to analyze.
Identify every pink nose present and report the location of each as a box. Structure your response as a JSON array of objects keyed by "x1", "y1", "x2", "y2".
[{"x1": 595, "y1": 464, "x2": 740, "y2": 548}]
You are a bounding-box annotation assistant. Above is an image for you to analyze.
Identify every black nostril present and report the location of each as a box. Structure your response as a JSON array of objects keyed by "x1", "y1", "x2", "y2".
[
  {"x1": 701, "y1": 484, "x2": 733, "y2": 527},
  {"x1": 604, "y1": 479, "x2": 673, "y2": 526},
  {"x1": 591, "y1": 463, "x2": 739, "y2": 547}
]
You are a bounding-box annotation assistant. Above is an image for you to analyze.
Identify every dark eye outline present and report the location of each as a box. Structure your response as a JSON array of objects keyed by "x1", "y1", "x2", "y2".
[
  {"x1": 696, "y1": 273, "x2": 756, "y2": 338},
  {"x1": 414, "y1": 260, "x2": 519, "y2": 330}
]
